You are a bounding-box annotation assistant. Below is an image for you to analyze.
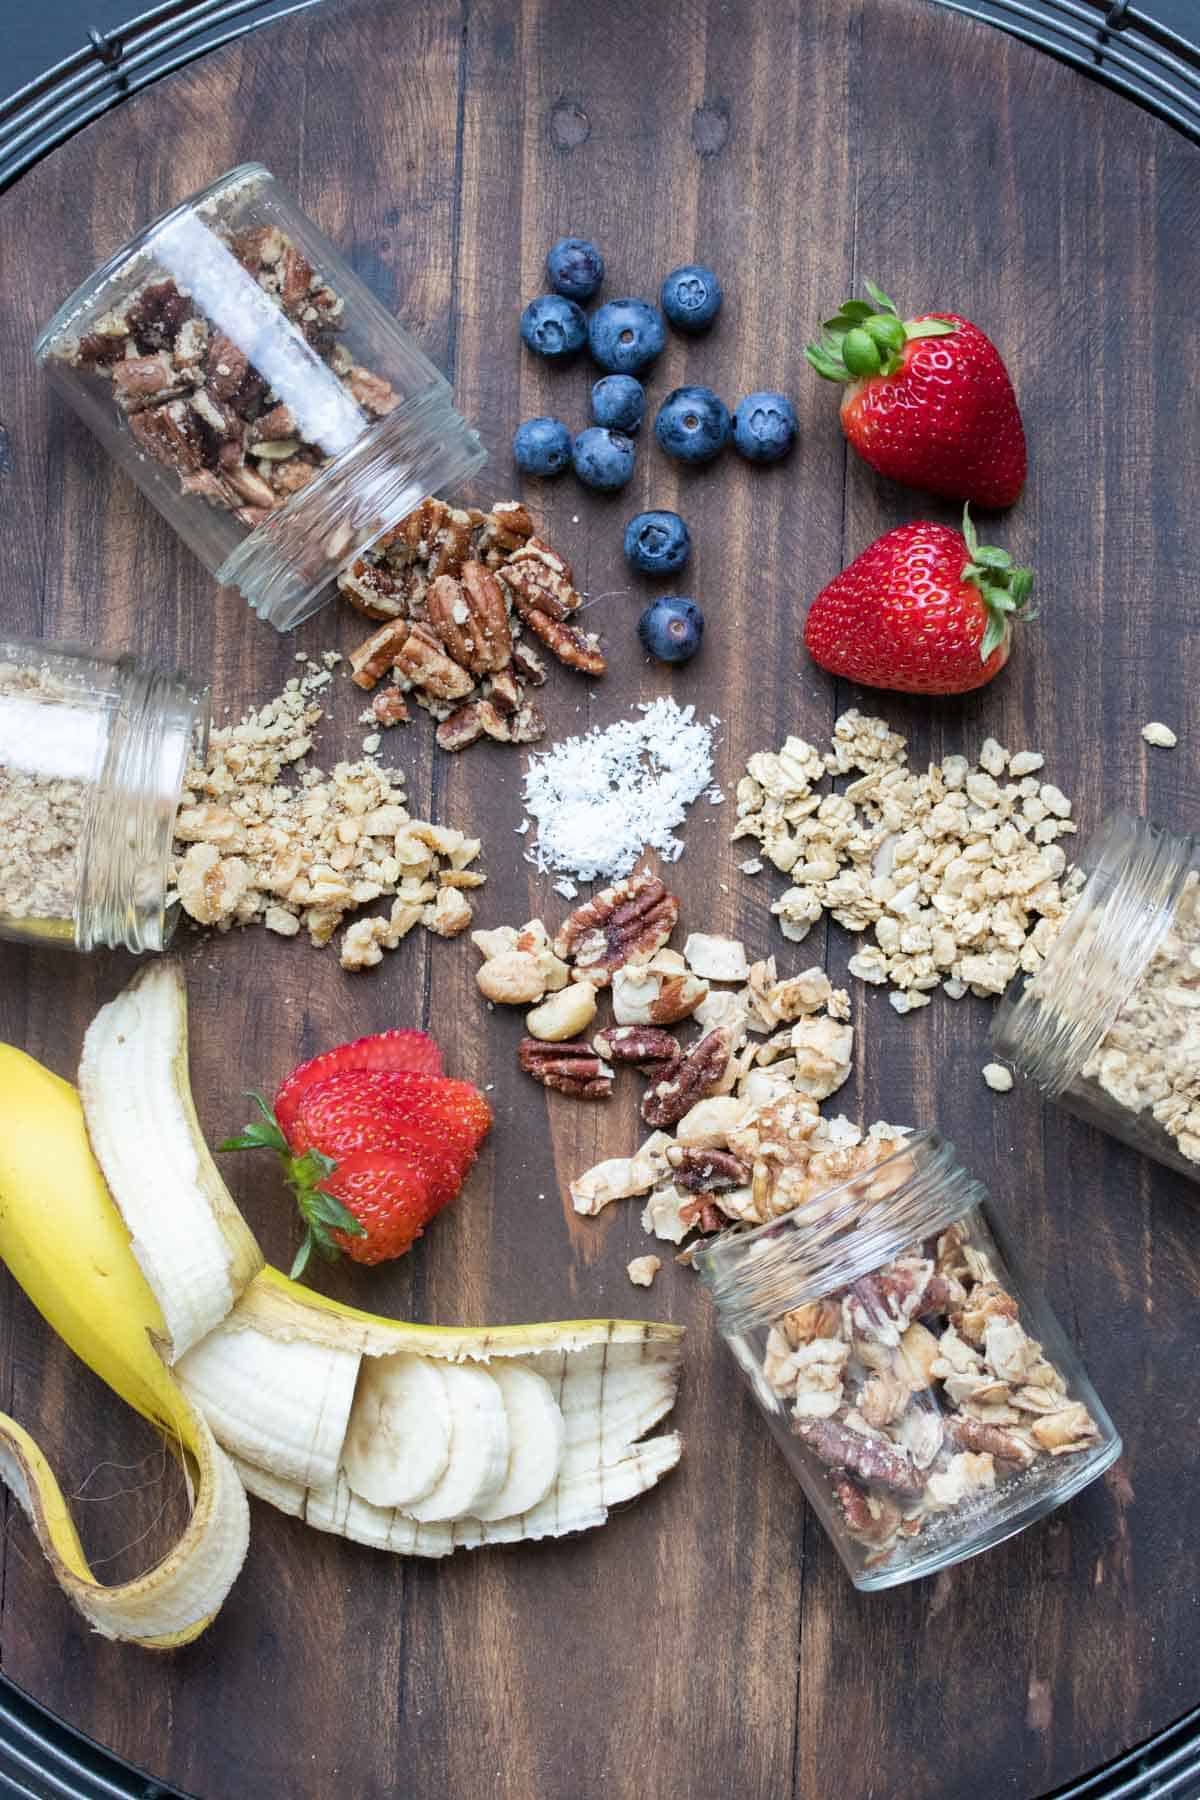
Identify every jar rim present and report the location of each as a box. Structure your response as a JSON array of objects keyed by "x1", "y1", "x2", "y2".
[
  {"x1": 992, "y1": 810, "x2": 1195, "y2": 1096},
  {"x1": 693, "y1": 1129, "x2": 985, "y2": 1331},
  {"x1": 34, "y1": 161, "x2": 273, "y2": 359}
]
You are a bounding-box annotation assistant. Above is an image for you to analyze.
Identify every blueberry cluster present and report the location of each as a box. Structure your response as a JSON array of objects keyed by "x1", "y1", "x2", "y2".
[{"x1": 512, "y1": 237, "x2": 799, "y2": 664}]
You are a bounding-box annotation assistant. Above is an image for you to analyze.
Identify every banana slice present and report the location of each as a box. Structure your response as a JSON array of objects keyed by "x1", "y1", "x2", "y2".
[
  {"x1": 342, "y1": 1354, "x2": 451, "y2": 1509},
  {"x1": 474, "y1": 1364, "x2": 564, "y2": 1521},
  {"x1": 402, "y1": 1363, "x2": 509, "y2": 1522},
  {"x1": 177, "y1": 1318, "x2": 360, "y2": 1490}
]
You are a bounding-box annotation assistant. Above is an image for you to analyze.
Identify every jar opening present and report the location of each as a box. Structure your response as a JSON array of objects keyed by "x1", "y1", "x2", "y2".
[
  {"x1": 694, "y1": 1131, "x2": 984, "y2": 1332},
  {"x1": 992, "y1": 811, "x2": 1194, "y2": 1096}
]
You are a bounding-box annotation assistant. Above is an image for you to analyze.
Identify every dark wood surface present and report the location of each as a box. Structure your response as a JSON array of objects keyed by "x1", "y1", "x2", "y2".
[{"x1": 1, "y1": 1, "x2": 1198, "y2": 1795}]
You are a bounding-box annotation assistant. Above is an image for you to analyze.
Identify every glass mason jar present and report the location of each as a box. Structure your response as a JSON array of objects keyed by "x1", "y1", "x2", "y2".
[
  {"x1": 994, "y1": 812, "x2": 1200, "y2": 1180},
  {"x1": 34, "y1": 163, "x2": 486, "y2": 632},
  {"x1": 0, "y1": 640, "x2": 209, "y2": 953},
  {"x1": 694, "y1": 1132, "x2": 1120, "y2": 1591}
]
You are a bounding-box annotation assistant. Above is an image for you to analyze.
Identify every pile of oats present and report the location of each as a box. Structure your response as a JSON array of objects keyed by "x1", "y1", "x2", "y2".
[
  {"x1": 169, "y1": 659, "x2": 483, "y2": 970},
  {"x1": 732, "y1": 710, "x2": 1079, "y2": 1012},
  {"x1": 0, "y1": 662, "x2": 91, "y2": 930}
]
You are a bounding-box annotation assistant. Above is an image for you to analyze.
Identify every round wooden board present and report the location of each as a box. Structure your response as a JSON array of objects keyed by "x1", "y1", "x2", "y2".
[{"x1": 1, "y1": 1, "x2": 1199, "y2": 1795}]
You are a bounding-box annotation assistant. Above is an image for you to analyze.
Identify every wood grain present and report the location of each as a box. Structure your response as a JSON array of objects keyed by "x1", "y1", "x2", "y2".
[{"x1": 1, "y1": 0, "x2": 1199, "y2": 1794}]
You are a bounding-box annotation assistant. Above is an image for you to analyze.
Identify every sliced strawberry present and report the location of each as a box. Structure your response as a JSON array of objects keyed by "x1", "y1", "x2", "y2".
[
  {"x1": 280, "y1": 1097, "x2": 472, "y2": 1208},
  {"x1": 274, "y1": 1030, "x2": 443, "y2": 1139},
  {"x1": 318, "y1": 1149, "x2": 435, "y2": 1265},
  {"x1": 292, "y1": 1069, "x2": 493, "y2": 1162}
]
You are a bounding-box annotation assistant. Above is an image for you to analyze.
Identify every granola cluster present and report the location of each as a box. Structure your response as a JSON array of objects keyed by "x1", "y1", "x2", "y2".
[
  {"x1": 169, "y1": 660, "x2": 483, "y2": 969},
  {"x1": 0, "y1": 663, "x2": 87, "y2": 929},
  {"x1": 58, "y1": 225, "x2": 394, "y2": 526},
  {"x1": 733, "y1": 711, "x2": 1079, "y2": 1011},
  {"x1": 339, "y1": 500, "x2": 605, "y2": 750},
  {"x1": 757, "y1": 1217, "x2": 1102, "y2": 1574},
  {"x1": 1077, "y1": 870, "x2": 1200, "y2": 1164}
]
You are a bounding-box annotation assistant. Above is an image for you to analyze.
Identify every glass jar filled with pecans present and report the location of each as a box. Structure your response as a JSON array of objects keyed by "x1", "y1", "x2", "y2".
[
  {"x1": 993, "y1": 812, "x2": 1200, "y2": 1180},
  {"x1": 35, "y1": 164, "x2": 485, "y2": 632},
  {"x1": 694, "y1": 1132, "x2": 1120, "y2": 1590},
  {"x1": 0, "y1": 640, "x2": 209, "y2": 953}
]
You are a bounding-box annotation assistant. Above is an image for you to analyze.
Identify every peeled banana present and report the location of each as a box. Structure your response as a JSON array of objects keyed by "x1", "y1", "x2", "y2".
[{"x1": 0, "y1": 965, "x2": 684, "y2": 1647}]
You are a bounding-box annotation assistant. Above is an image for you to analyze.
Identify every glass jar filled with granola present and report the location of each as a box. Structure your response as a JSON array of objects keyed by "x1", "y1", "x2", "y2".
[
  {"x1": 694, "y1": 1132, "x2": 1120, "y2": 1591},
  {"x1": 0, "y1": 640, "x2": 209, "y2": 953},
  {"x1": 35, "y1": 164, "x2": 485, "y2": 632},
  {"x1": 993, "y1": 812, "x2": 1200, "y2": 1180}
]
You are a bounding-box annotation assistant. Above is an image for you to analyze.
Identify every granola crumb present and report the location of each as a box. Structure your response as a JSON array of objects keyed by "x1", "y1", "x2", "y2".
[
  {"x1": 1142, "y1": 721, "x2": 1178, "y2": 749},
  {"x1": 982, "y1": 1062, "x2": 1014, "y2": 1093},
  {"x1": 627, "y1": 1255, "x2": 662, "y2": 1288}
]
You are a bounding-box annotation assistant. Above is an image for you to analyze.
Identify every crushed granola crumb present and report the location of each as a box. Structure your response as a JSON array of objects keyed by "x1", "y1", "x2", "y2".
[
  {"x1": 982, "y1": 1062, "x2": 1014, "y2": 1093},
  {"x1": 1142, "y1": 722, "x2": 1178, "y2": 749},
  {"x1": 627, "y1": 1255, "x2": 662, "y2": 1288}
]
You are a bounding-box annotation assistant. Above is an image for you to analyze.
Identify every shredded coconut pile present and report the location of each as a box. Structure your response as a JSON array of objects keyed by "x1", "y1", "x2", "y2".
[{"x1": 521, "y1": 698, "x2": 718, "y2": 883}]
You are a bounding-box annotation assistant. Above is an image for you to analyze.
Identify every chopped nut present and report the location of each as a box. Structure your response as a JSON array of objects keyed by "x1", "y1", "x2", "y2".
[
  {"x1": 683, "y1": 933, "x2": 750, "y2": 982},
  {"x1": 554, "y1": 871, "x2": 680, "y2": 984},
  {"x1": 612, "y1": 960, "x2": 709, "y2": 1026},
  {"x1": 594, "y1": 1025, "x2": 681, "y2": 1069},
  {"x1": 982, "y1": 1061, "x2": 1014, "y2": 1092},
  {"x1": 517, "y1": 1038, "x2": 614, "y2": 1099},
  {"x1": 626, "y1": 1255, "x2": 661, "y2": 1288},
  {"x1": 526, "y1": 982, "x2": 598, "y2": 1042},
  {"x1": 1141, "y1": 721, "x2": 1178, "y2": 748},
  {"x1": 641, "y1": 1029, "x2": 731, "y2": 1128}
]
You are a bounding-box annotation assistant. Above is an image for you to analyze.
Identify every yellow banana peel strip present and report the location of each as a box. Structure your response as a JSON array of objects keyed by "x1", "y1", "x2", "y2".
[{"x1": 0, "y1": 1047, "x2": 249, "y2": 1647}]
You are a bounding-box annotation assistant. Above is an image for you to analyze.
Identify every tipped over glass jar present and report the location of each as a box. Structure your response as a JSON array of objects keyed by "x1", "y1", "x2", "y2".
[
  {"x1": 35, "y1": 164, "x2": 485, "y2": 632},
  {"x1": 993, "y1": 812, "x2": 1200, "y2": 1181},
  {"x1": 0, "y1": 640, "x2": 208, "y2": 953},
  {"x1": 694, "y1": 1132, "x2": 1120, "y2": 1590}
]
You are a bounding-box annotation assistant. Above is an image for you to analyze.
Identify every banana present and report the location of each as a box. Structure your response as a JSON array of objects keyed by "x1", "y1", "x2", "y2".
[
  {"x1": 0, "y1": 1047, "x2": 250, "y2": 1647},
  {"x1": 474, "y1": 1365, "x2": 564, "y2": 1521},
  {"x1": 78, "y1": 963, "x2": 263, "y2": 1362},
  {"x1": 402, "y1": 1362, "x2": 510, "y2": 1522},
  {"x1": 342, "y1": 1354, "x2": 452, "y2": 1508},
  {"x1": 0, "y1": 965, "x2": 685, "y2": 1646}
]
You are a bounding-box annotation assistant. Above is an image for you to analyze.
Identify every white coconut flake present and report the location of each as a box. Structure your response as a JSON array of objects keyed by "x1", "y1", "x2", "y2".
[
  {"x1": 521, "y1": 698, "x2": 717, "y2": 882},
  {"x1": 553, "y1": 876, "x2": 579, "y2": 900}
]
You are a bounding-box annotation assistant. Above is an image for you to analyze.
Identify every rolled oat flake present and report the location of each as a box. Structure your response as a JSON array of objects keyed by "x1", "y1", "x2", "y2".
[{"x1": 0, "y1": 642, "x2": 208, "y2": 953}]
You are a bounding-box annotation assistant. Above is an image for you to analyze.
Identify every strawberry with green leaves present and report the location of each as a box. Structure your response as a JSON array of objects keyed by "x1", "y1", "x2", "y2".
[
  {"x1": 803, "y1": 507, "x2": 1034, "y2": 696},
  {"x1": 806, "y1": 282, "x2": 1026, "y2": 509},
  {"x1": 222, "y1": 1030, "x2": 492, "y2": 1275}
]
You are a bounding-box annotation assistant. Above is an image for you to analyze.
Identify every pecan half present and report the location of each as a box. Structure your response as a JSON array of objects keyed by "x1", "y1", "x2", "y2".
[
  {"x1": 945, "y1": 1413, "x2": 1036, "y2": 1467},
  {"x1": 832, "y1": 1476, "x2": 903, "y2": 1547},
  {"x1": 350, "y1": 622, "x2": 409, "y2": 690},
  {"x1": 111, "y1": 353, "x2": 182, "y2": 410},
  {"x1": 594, "y1": 1025, "x2": 681, "y2": 1069},
  {"x1": 498, "y1": 538, "x2": 578, "y2": 618},
  {"x1": 426, "y1": 563, "x2": 512, "y2": 675},
  {"x1": 436, "y1": 704, "x2": 486, "y2": 751},
  {"x1": 511, "y1": 605, "x2": 606, "y2": 676},
  {"x1": 673, "y1": 1148, "x2": 751, "y2": 1193},
  {"x1": 641, "y1": 1029, "x2": 731, "y2": 1129},
  {"x1": 128, "y1": 400, "x2": 206, "y2": 474},
  {"x1": 518, "y1": 1038, "x2": 613, "y2": 1098},
  {"x1": 794, "y1": 1417, "x2": 925, "y2": 1495},
  {"x1": 554, "y1": 872, "x2": 680, "y2": 982},
  {"x1": 394, "y1": 624, "x2": 476, "y2": 701},
  {"x1": 476, "y1": 502, "x2": 535, "y2": 564}
]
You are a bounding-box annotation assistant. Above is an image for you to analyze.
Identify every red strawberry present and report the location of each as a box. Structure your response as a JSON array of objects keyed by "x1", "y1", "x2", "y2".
[
  {"x1": 805, "y1": 282, "x2": 1026, "y2": 509},
  {"x1": 317, "y1": 1149, "x2": 436, "y2": 1265},
  {"x1": 221, "y1": 1035, "x2": 491, "y2": 1277},
  {"x1": 292, "y1": 1070, "x2": 493, "y2": 1163},
  {"x1": 803, "y1": 509, "x2": 1034, "y2": 696},
  {"x1": 273, "y1": 1029, "x2": 442, "y2": 1137}
]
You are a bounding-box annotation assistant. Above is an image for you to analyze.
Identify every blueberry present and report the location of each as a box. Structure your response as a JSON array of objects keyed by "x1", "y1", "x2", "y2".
[
  {"x1": 591, "y1": 375, "x2": 646, "y2": 434},
  {"x1": 654, "y1": 385, "x2": 730, "y2": 464},
  {"x1": 588, "y1": 299, "x2": 667, "y2": 374},
  {"x1": 660, "y1": 264, "x2": 722, "y2": 333},
  {"x1": 546, "y1": 237, "x2": 604, "y2": 302},
  {"x1": 572, "y1": 427, "x2": 636, "y2": 492},
  {"x1": 638, "y1": 596, "x2": 704, "y2": 664},
  {"x1": 732, "y1": 391, "x2": 798, "y2": 463},
  {"x1": 512, "y1": 417, "x2": 573, "y2": 477},
  {"x1": 623, "y1": 510, "x2": 692, "y2": 576},
  {"x1": 520, "y1": 294, "x2": 588, "y2": 361}
]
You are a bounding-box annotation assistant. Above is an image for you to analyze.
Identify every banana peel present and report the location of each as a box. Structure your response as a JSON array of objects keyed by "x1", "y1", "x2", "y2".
[{"x1": 0, "y1": 970, "x2": 684, "y2": 1648}]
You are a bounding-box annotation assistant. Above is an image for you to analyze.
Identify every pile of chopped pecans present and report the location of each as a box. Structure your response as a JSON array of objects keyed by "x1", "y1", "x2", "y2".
[
  {"x1": 339, "y1": 499, "x2": 605, "y2": 751},
  {"x1": 57, "y1": 225, "x2": 395, "y2": 527},
  {"x1": 169, "y1": 659, "x2": 483, "y2": 969},
  {"x1": 758, "y1": 1214, "x2": 1102, "y2": 1574},
  {"x1": 732, "y1": 711, "x2": 1080, "y2": 1012},
  {"x1": 1075, "y1": 869, "x2": 1200, "y2": 1164}
]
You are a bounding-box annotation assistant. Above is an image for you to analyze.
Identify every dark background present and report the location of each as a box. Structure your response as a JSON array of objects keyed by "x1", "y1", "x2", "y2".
[{"x1": 3, "y1": 0, "x2": 1199, "y2": 101}]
